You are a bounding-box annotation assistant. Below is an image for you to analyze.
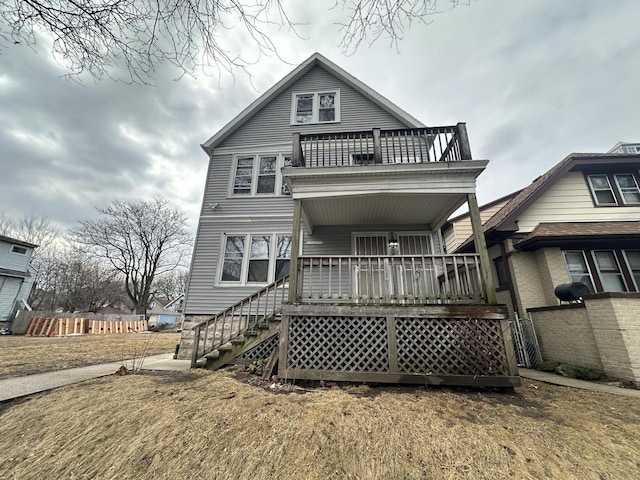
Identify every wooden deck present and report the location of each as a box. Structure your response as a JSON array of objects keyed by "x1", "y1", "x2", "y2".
[{"x1": 278, "y1": 303, "x2": 520, "y2": 388}]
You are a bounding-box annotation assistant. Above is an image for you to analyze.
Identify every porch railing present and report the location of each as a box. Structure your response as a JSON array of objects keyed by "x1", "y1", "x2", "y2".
[
  {"x1": 295, "y1": 254, "x2": 484, "y2": 304},
  {"x1": 191, "y1": 276, "x2": 288, "y2": 367},
  {"x1": 292, "y1": 124, "x2": 471, "y2": 168}
]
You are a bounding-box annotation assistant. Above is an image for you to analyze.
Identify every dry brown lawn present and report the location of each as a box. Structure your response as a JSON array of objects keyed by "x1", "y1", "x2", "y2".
[
  {"x1": 0, "y1": 367, "x2": 639, "y2": 480},
  {"x1": 0, "y1": 333, "x2": 181, "y2": 379}
]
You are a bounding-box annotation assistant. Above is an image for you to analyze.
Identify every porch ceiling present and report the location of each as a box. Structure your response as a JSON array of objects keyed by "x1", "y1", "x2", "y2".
[
  {"x1": 284, "y1": 160, "x2": 488, "y2": 231},
  {"x1": 301, "y1": 193, "x2": 467, "y2": 231}
]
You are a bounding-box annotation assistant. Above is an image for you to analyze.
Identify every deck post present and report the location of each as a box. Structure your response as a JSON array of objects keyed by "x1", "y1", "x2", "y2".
[
  {"x1": 292, "y1": 132, "x2": 302, "y2": 167},
  {"x1": 457, "y1": 122, "x2": 472, "y2": 160},
  {"x1": 467, "y1": 192, "x2": 497, "y2": 304},
  {"x1": 372, "y1": 128, "x2": 382, "y2": 164},
  {"x1": 288, "y1": 199, "x2": 302, "y2": 303}
]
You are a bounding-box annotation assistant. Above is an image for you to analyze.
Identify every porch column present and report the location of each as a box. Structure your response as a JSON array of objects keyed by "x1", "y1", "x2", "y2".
[
  {"x1": 467, "y1": 192, "x2": 497, "y2": 304},
  {"x1": 288, "y1": 198, "x2": 302, "y2": 303},
  {"x1": 457, "y1": 122, "x2": 472, "y2": 160}
]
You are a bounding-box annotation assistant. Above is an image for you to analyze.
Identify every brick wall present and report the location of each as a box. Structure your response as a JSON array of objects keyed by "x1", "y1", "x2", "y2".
[
  {"x1": 529, "y1": 294, "x2": 640, "y2": 385},
  {"x1": 534, "y1": 248, "x2": 568, "y2": 306},
  {"x1": 530, "y1": 305, "x2": 603, "y2": 371},
  {"x1": 584, "y1": 294, "x2": 640, "y2": 384},
  {"x1": 510, "y1": 252, "x2": 547, "y2": 315}
]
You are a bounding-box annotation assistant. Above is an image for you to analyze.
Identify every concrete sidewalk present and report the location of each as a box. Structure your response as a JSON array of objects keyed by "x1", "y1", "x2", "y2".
[
  {"x1": 519, "y1": 368, "x2": 640, "y2": 399},
  {"x1": 0, "y1": 354, "x2": 191, "y2": 402}
]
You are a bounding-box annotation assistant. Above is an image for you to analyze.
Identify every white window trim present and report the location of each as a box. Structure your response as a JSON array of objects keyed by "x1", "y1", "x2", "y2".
[
  {"x1": 562, "y1": 250, "x2": 596, "y2": 291},
  {"x1": 290, "y1": 90, "x2": 341, "y2": 125},
  {"x1": 592, "y1": 250, "x2": 628, "y2": 292},
  {"x1": 587, "y1": 174, "x2": 617, "y2": 206},
  {"x1": 10, "y1": 244, "x2": 28, "y2": 255},
  {"x1": 229, "y1": 153, "x2": 291, "y2": 197},
  {"x1": 218, "y1": 232, "x2": 292, "y2": 286},
  {"x1": 613, "y1": 173, "x2": 640, "y2": 205}
]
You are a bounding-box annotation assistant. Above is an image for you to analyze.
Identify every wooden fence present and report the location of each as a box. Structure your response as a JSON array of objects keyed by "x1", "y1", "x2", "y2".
[{"x1": 24, "y1": 317, "x2": 147, "y2": 336}]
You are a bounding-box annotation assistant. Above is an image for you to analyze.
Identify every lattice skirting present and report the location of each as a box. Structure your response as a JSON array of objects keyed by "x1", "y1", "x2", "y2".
[
  {"x1": 238, "y1": 334, "x2": 279, "y2": 362},
  {"x1": 279, "y1": 306, "x2": 519, "y2": 387}
]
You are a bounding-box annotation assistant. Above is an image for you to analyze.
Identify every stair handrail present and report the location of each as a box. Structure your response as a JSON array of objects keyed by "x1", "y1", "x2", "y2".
[{"x1": 191, "y1": 275, "x2": 289, "y2": 367}]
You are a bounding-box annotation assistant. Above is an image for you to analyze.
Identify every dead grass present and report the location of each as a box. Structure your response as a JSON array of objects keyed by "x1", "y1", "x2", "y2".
[
  {"x1": 0, "y1": 369, "x2": 639, "y2": 480},
  {"x1": 0, "y1": 333, "x2": 181, "y2": 379}
]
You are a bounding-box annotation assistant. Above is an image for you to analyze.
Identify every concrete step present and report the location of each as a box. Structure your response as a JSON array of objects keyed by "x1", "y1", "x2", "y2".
[{"x1": 204, "y1": 350, "x2": 220, "y2": 360}]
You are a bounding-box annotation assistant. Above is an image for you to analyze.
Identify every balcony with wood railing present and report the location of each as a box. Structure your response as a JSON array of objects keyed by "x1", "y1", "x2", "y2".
[
  {"x1": 291, "y1": 254, "x2": 485, "y2": 305},
  {"x1": 292, "y1": 123, "x2": 471, "y2": 168}
]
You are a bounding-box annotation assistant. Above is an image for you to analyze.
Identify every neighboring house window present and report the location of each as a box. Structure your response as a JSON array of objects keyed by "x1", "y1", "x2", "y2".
[
  {"x1": 623, "y1": 250, "x2": 640, "y2": 290},
  {"x1": 231, "y1": 154, "x2": 291, "y2": 196},
  {"x1": 563, "y1": 249, "x2": 640, "y2": 293},
  {"x1": 586, "y1": 173, "x2": 640, "y2": 206},
  {"x1": 291, "y1": 91, "x2": 340, "y2": 124},
  {"x1": 562, "y1": 251, "x2": 595, "y2": 293},
  {"x1": 494, "y1": 257, "x2": 508, "y2": 288},
  {"x1": 10, "y1": 245, "x2": 28, "y2": 255},
  {"x1": 613, "y1": 174, "x2": 640, "y2": 204},
  {"x1": 587, "y1": 175, "x2": 616, "y2": 205},
  {"x1": 625, "y1": 145, "x2": 640, "y2": 154},
  {"x1": 592, "y1": 250, "x2": 626, "y2": 292},
  {"x1": 220, "y1": 233, "x2": 292, "y2": 284}
]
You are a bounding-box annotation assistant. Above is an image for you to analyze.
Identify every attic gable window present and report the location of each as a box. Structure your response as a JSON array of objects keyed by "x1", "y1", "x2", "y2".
[
  {"x1": 291, "y1": 90, "x2": 340, "y2": 124},
  {"x1": 587, "y1": 173, "x2": 640, "y2": 206}
]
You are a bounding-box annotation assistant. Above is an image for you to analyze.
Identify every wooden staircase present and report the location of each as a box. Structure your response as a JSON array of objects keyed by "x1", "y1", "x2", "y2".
[{"x1": 191, "y1": 276, "x2": 287, "y2": 369}]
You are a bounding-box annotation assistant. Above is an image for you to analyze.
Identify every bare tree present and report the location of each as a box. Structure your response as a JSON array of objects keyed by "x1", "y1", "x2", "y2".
[
  {"x1": 153, "y1": 269, "x2": 189, "y2": 302},
  {"x1": 0, "y1": 0, "x2": 465, "y2": 84},
  {"x1": 69, "y1": 198, "x2": 192, "y2": 315}
]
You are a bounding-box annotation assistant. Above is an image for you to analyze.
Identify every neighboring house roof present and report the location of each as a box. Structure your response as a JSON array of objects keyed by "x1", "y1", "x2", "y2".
[
  {"x1": 516, "y1": 221, "x2": 640, "y2": 250},
  {"x1": 0, "y1": 235, "x2": 38, "y2": 249},
  {"x1": 444, "y1": 190, "x2": 522, "y2": 226},
  {"x1": 201, "y1": 52, "x2": 425, "y2": 152},
  {"x1": 165, "y1": 293, "x2": 184, "y2": 310},
  {"x1": 457, "y1": 152, "x2": 640, "y2": 252},
  {"x1": 0, "y1": 267, "x2": 31, "y2": 278}
]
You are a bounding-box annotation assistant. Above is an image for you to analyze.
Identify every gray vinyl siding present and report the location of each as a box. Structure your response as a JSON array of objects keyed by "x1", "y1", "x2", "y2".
[
  {"x1": 201, "y1": 152, "x2": 294, "y2": 217},
  {"x1": 0, "y1": 240, "x2": 33, "y2": 272},
  {"x1": 217, "y1": 65, "x2": 409, "y2": 149},
  {"x1": 0, "y1": 276, "x2": 22, "y2": 322},
  {"x1": 185, "y1": 219, "x2": 293, "y2": 315},
  {"x1": 187, "y1": 64, "x2": 421, "y2": 315}
]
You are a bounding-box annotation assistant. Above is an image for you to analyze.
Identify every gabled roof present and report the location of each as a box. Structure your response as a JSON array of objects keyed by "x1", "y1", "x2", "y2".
[
  {"x1": 457, "y1": 152, "x2": 640, "y2": 252},
  {"x1": 202, "y1": 52, "x2": 425, "y2": 152},
  {"x1": 0, "y1": 234, "x2": 37, "y2": 249}
]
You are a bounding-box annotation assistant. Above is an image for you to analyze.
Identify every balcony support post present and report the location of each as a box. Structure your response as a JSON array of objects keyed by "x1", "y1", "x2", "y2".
[
  {"x1": 457, "y1": 122, "x2": 472, "y2": 160},
  {"x1": 373, "y1": 128, "x2": 382, "y2": 164},
  {"x1": 292, "y1": 132, "x2": 302, "y2": 167},
  {"x1": 288, "y1": 198, "x2": 302, "y2": 303},
  {"x1": 467, "y1": 192, "x2": 497, "y2": 304}
]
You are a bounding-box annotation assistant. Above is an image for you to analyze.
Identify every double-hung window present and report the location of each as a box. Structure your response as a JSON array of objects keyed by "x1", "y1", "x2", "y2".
[
  {"x1": 232, "y1": 154, "x2": 291, "y2": 196},
  {"x1": 220, "y1": 233, "x2": 292, "y2": 285},
  {"x1": 592, "y1": 250, "x2": 626, "y2": 292},
  {"x1": 291, "y1": 91, "x2": 340, "y2": 124},
  {"x1": 623, "y1": 250, "x2": 640, "y2": 290},
  {"x1": 586, "y1": 173, "x2": 640, "y2": 206},
  {"x1": 562, "y1": 251, "x2": 595, "y2": 293}
]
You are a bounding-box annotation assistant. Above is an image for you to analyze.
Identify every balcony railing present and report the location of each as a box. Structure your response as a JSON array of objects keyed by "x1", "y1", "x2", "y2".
[
  {"x1": 294, "y1": 254, "x2": 484, "y2": 304},
  {"x1": 292, "y1": 124, "x2": 471, "y2": 168}
]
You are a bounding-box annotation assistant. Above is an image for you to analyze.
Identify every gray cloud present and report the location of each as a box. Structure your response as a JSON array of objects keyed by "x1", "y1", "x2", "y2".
[{"x1": 1, "y1": 0, "x2": 639, "y2": 233}]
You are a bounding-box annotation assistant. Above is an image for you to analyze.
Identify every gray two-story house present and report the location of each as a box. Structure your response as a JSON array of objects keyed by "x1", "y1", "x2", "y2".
[
  {"x1": 180, "y1": 53, "x2": 519, "y2": 388},
  {"x1": 0, "y1": 235, "x2": 37, "y2": 328}
]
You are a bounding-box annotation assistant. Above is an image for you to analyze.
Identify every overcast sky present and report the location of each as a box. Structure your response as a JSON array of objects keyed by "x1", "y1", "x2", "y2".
[{"x1": 1, "y1": 0, "x2": 639, "y2": 236}]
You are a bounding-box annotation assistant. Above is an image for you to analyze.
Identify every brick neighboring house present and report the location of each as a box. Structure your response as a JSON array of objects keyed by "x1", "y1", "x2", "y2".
[{"x1": 446, "y1": 148, "x2": 640, "y2": 385}]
